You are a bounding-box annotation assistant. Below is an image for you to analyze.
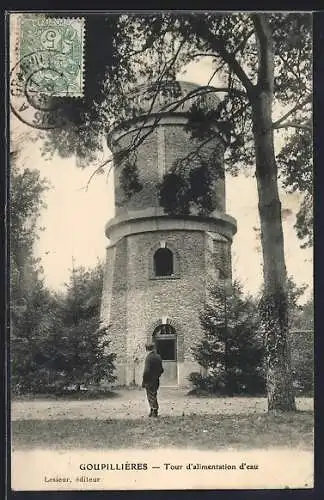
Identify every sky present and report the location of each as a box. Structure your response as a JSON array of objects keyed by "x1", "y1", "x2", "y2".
[{"x1": 10, "y1": 58, "x2": 313, "y2": 302}]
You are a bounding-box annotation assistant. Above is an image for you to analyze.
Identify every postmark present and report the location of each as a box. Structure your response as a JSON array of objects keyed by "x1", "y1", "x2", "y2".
[{"x1": 10, "y1": 50, "x2": 70, "y2": 129}]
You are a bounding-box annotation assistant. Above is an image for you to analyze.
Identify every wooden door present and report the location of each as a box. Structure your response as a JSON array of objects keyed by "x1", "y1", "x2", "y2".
[{"x1": 155, "y1": 337, "x2": 177, "y2": 386}]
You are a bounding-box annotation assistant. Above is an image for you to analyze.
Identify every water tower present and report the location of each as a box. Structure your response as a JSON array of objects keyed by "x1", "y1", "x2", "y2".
[{"x1": 100, "y1": 81, "x2": 237, "y2": 386}]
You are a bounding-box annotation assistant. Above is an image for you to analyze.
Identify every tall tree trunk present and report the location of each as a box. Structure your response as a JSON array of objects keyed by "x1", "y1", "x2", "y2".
[{"x1": 252, "y1": 91, "x2": 296, "y2": 411}]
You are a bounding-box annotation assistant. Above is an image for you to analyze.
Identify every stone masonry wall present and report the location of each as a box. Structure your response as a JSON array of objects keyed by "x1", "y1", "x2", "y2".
[
  {"x1": 100, "y1": 245, "x2": 116, "y2": 326},
  {"x1": 106, "y1": 237, "x2": 128, "y2": 384},
  {"x1": 112, "y1": 121, "x2": 225, "y2": 216},
  {"x1": 113, "y1": 127, "x2": 159, "y2": 215},
  {"x1": 126, "y1": 229, "x2": 206, "y2": 364},
  {"x1": 163, "y1": 126, "x2": 226, "y2": 212},
  {"x1": 102, "y1": 229, "x2": 209, "y2": 385}
]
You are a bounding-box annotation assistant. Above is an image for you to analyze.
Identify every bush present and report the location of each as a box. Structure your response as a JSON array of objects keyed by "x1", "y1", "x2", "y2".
[
  {"x1": 188, "y1": 372, "x2": 226, "y2": 395},
  {"x1": 290, "y1": 330, "x2": 313, "y2": 395},
  {"x1": 11, "y1": 263, "x2": 117, "y2": 395},
  {"x1": 190, "y1": 281, "x2": 266, "y2": 396}
]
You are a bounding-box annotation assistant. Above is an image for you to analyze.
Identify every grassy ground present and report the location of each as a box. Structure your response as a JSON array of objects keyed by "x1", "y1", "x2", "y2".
[
  {"x1": 12, "y1": 411, "x2": 313, "y2": 451},
  {"x1": 11, "y1": 388, "x2": 313, "y2": 421}
]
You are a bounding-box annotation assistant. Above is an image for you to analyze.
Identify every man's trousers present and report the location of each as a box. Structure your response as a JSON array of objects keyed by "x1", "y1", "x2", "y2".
[{"x1": 145, "y1": 379, "x2": 160, "y2": 411}]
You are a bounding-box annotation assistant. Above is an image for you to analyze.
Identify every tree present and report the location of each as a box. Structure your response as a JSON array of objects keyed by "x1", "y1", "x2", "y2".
[
  {"x1": 257, "y1": 277, "x2": 313, "y2": 395},
  {"x1": 190, "y1": 281, "x2": 265, "y2": 396},
  {"x1": 11, "y1": 282, "x2": 60, "y2": 393},
  {"x1": 38, "y1": 13, "x2": 312, "y2": 410},
  {"x1": 12, "y1": 261, "x2": 116, "y2": 394},
  {"x1": 51, "y1": 262, "x2": 116, "y2": 391},
  {"x1": 10, "y1": 156, "x2": 117, "y2": 393},
  {"x1": 10, "y1": 151, "x2": 52, "y2": 392},
  {"x1": 10, "y1": 151, "x2": 49, "y2": 310}
]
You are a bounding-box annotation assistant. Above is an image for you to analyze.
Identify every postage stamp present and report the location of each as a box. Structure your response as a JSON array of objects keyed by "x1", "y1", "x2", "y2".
[
  {"x1": 17, "y1": 15, "x2": 85, "y2": 97},
  {"x1": 10, "y1": 13, "x2": 85, "y2": 129}
]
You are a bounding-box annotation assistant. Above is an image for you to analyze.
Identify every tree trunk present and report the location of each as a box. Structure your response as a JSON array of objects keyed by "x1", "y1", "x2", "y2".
[{"x1": 252, "y1": 91, "x2": 296, "y2": 411}]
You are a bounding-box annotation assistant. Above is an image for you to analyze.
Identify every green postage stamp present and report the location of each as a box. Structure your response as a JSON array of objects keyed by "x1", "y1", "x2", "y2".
[{"x1": 17, "y1": 14, "x2": 85, "y2": 97}]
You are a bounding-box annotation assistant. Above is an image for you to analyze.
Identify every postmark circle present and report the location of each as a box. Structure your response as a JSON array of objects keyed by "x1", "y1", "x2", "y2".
[
  {"x1": 25, "y1": 68, "x2": 69, "y2": 111},
  {"x1": 10, "y1": 50, "x2": 75, "y2": 129}
]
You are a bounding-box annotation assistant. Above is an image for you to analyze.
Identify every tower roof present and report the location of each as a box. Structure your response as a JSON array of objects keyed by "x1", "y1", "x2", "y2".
[{"x1": 123, "y1": 80, "x2": 221, "y2": 122}]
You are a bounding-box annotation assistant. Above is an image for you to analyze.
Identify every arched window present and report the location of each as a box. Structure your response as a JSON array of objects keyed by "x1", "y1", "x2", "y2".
[
  {"x1": 153, "y1": 324, "x2": 176, "y2": 337},
  {"x1": 154, "y1": 248, "x2": 173, "y2": 276}
]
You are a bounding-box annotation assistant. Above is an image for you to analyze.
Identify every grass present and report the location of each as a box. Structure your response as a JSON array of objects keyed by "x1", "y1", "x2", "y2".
[{"x1": 12, "y1": 411, "x2": 313, "y2": 451}]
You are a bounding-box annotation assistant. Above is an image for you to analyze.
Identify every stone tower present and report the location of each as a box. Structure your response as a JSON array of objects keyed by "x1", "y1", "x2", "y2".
[{"x1": 100, "y1": 81, "x2": 237, "y2": 387}]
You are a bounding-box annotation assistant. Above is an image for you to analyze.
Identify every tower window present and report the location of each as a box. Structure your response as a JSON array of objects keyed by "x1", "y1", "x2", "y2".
[{"x1": 154, "y1": 248, "x2": 173, "y2": 276}]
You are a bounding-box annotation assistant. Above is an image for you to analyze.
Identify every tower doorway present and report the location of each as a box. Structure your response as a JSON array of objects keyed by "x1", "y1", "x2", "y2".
[{"x1": 153, "y1": 324, "x2": 177, "y2": 386}]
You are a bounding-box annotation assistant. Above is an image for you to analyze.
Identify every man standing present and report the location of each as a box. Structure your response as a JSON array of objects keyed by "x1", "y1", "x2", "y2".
[{"x1": 142, "y1": 342, "x2": 164, "y2": 417}]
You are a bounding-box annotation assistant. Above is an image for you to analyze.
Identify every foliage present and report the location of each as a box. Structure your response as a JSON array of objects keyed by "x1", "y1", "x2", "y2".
[
  {"x1": 11, "y1": 259, "x2": 117, "y2": 394},
  {"x1": 11, "y1": 281, "x2": 58, "y2": 393},
  {"x1": 10, "y1": 152, "x2": 49, "y2": 245},
  {"x1": 256, "y1": 276, "x2": 309, "y2": 330},
  {"x1": 49, "y1": 263, "x2": 117, "y2": 391},
  {"x1": 277, "y1": 129, "x2": 313, "y2": 247},
  {"x1": 289, "y1": 329, "x2": 313, "y2": 395},
  {"x1": 292, "y1": 295, "x2": 313, "y2": 331},
  {"x1": 190, "y1": 281, "x2": 265, "y2": 395},
  {"x1": 289, "y1": 293, "x2": 313, "y2": 395},
  {"x1": 159, "y1": 157, "x2": 224, "y2": 216},
  {"x1": 286, "y1": 276, "x2": 308, "y2": 328},
  {"x1": 294, "y1": 194, "x2": 313, "y2": 248},
  {"x1": 42, "y1": 318, "x2": 116, "y2": 393},
  {"x1": 159, "y1": 172, "x2": 191, "y2": 215},
  {"x1": 39, "y1": 13, "x2": 312, "y2": 246},
  {"x1": 10, "y1": 151, "x2": 53, "y2": 393},
  {"x1": 10, "y1": 152, "x2": 49, "y2": 307},
  {"x1": 119, "y1": 161, "x2": 143, "y2": 200},
  {"x1": 256, "y1": 278, "x2": 313, "y2": 395}
]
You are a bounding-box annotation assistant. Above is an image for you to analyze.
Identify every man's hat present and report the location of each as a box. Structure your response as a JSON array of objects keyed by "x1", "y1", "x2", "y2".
[{"x1": 145, "y1": 342, "x2": 155, "y2": 350}]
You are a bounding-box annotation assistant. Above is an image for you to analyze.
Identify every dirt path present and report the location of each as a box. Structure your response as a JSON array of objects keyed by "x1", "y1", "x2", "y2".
[{"x1": 12, "y1": 388, "x2": 313, "y2": 420}]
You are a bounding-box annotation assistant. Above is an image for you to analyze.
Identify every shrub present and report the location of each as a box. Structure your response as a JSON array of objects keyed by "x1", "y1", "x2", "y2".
[{"x1": 190, "y1": 281, "x2": 266, "y2": 396}]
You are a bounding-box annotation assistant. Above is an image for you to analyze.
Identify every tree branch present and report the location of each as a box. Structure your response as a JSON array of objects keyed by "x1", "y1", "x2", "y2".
[
  {"x1": 82, "y1": 156, "x2": 114, "y2": 191},
  {"x1": 232, "y1": 29, "x2": 255, "y2": 56},
  {"x1": 272, "y1": 95, "x2": 312, "y2": 129},
  {"x1": 122, "y1": 84, "x2": 248, "y2": 157},
  {"x1": 190, "y1": 20, "x2": 254, "y2": 95},
  {"x1": 277, "y1": 53, "x2": 302, "y2": 88},
  {"x1": 207, "y1": 60, "x2": 228, "y2": 85},
  {"x1": 128, "y1": 39, "x2": 187, "y2": 154},
  {"x1": 272, "y1": 121, "x2": 312, "y2": 131}
]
